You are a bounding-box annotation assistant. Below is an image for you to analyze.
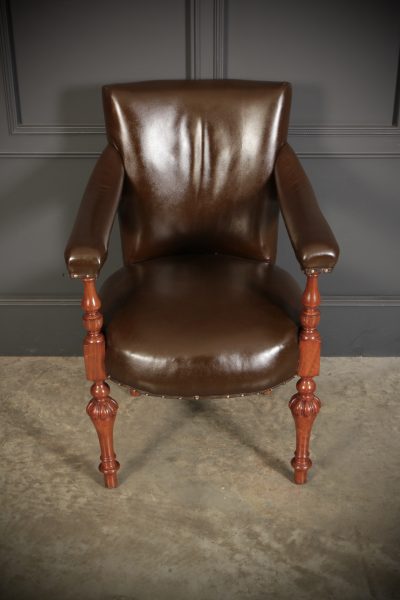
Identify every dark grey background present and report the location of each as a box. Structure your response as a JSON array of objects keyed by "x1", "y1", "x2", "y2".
[{"x1": 0, "y1": 0, "x2": 399, "y2": 355}]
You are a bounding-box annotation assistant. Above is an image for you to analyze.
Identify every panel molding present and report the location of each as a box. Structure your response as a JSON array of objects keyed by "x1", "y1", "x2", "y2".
[
  {"x1": 213, "y1": 0, "x2": 226, "y2": 78},
  {"x1": 392, "y1": 42, "x2": 400, "y2": 126},
  {"x1": 187, "y1": 0, "x2": 225, "y2": 79},
  {"x1": 0, "y1": 298, "x2": 81, "y2": 306},
  {"x1": 0, "y1": 0, "x2": 399, "y2": 155},
  {"x1": 0, "y1": 0, "x2": 16, "y2": 135},
  {"x1": 218, "y1": 0, "x2": 400, "y2": 153},
  {"x1": 0, "y1": 152, "x2": 102, "y2": 158},
  {"x1": 0, "y1": 0, "x2": 198, "y2": 134},
  {"x1": 1, "y1": 295, "x2": 399, "y2": 307},
  {"x1": 186, "y1": 0, "x2": 199, "y2": 79},
  {"x1": 1, "y1": 151, "x2": 398, "y2": 159},
  {"x1": 289, "y1": 126, "x2": 400, "y2": 136},
  {"x1": 0, "y1": 0, "x2": 225, "y2": 135},
  {"x1": 1, "y1": 296, "x2": 399, "y2": 355},
  {"x1": 0, "y1": 0, "x2": 105, "y2": 134},
  {"x1": 322, "y1": 296, "x2": 400, "y2": 308}
]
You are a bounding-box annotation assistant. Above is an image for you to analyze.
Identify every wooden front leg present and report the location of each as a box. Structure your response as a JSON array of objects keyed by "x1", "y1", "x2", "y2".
[
  {"x1": 82, "y1": 278, "x2": 120, "y2": 488},
  {"x1": 289, "y1": 272, "x2": 322, "y2": 484}
]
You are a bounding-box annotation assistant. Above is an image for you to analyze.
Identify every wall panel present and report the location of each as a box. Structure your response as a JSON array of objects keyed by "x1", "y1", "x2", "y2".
[
  {"x1": 0, "y1": 0, "x2": 399, "y2": 355},
  {"x1": 0, "y1": 0, "x2": 189, "y2": 153},
  {"x1": 10, "y1": 0, "x2": 187, "y2": 127},
  {"x1": 227, "y1": 0, "x2": 399, "y2": 126}
]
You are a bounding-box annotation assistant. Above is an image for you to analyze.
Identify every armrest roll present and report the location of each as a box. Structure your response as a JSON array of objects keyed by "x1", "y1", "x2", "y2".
[
  {"x1": 64, "y1": 145, "x2": 124, "y2": 278},
  {"x1": 274, "y1": 144, "x2": 339, "y2": 271}
]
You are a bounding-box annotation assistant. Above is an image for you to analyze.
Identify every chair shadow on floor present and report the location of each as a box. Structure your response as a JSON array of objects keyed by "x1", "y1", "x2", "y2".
[
  {"x1": 4, "y1": 383, "x2": 292, "y2": 487},
  {"x1": 4, "y1": 401, "x2": 97, "y2": 484},
  {"x1": 120, "y1": 395, "x2": 292, "y2": 485},
  {"x1": 186, "y1": 398, "x2": 292, "y2": 482}
]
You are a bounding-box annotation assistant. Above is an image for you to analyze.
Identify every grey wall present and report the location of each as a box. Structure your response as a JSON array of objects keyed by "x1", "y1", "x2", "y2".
[{"x1": 0, "y1": 0, "x2": 399, "y2": 356}]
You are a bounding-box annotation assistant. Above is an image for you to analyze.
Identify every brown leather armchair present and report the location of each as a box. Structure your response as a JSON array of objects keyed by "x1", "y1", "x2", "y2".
[{"x1": 65, "y1": 80, "x2": 339, "y2": 488}]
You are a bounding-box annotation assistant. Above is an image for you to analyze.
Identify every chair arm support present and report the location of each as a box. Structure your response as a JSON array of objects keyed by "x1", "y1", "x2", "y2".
[
  {"x1": 274, "y1": 143, "x2": 339, "y2": 271},
  {"x1": 64, "y1": 145, "x2": 124, "y2": 278}
]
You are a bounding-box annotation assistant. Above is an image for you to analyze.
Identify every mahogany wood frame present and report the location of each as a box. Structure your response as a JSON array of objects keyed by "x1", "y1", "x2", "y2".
[
  {"x1": 289, "y1": 271, "x2": 322, "y2": 484},
  {"x1": 80, "y1": 272, "x2": 323, "y2": 488},
  {"x1": 82, "y1": 278, "x2": 120, "y2": 488}
]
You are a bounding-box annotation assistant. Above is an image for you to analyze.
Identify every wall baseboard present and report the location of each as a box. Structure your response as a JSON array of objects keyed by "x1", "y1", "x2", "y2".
[{"x1": 0, "y1": 300, "x2": 399, "y2": 356}]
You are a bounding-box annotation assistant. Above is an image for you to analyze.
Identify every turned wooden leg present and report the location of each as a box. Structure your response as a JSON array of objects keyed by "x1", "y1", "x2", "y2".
[
  {"x1": 87, "y1": 381, "x2": 120, "y2": 488},
  {"x1": 289, "y1": 377, "x2": 321, "y2": 484},
  {"x1": 290, "y1": 272, "x2": 321, "y2": 484},
  {"x1": 82, "y1": 278, "x2": 120, "y2": 488}
]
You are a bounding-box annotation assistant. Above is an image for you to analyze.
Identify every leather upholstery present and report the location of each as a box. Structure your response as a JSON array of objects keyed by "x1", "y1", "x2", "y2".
[
  {"x1": 102, "y1": 80, "x2": 291, "y2": 264},
  {"x1": 65, "y1": 145, "x2": 124, "y2": 278},
  {"x1": 100, "y1": 255, "x2": 301, "y2": 397},
  {"x1": 64, "y1": 79, "x2": 339, "y2": 398},
  {"x1": 275, "y1": 143, "x2": 339, "y2": 270}
]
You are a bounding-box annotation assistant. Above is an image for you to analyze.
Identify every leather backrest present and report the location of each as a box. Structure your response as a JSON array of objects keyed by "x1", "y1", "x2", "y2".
[{"x1": 102, "y1": 80, "x2": 291, "y2": 264}]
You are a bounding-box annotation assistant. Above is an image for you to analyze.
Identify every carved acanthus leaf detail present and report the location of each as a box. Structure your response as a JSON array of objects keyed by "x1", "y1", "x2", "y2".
[
  {"x1": 289, "y1": 394, "x2": 321, "y2": 417},
  {"x1": 86, "y1": 397, "x2": 119, "y2": 420}
]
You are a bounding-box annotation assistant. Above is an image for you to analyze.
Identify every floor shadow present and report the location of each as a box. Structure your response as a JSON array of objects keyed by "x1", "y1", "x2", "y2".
[
  {"x1": 119, "y1": 395, "x2": 293, "y2": 485},
  {"x1": 3, "y1": 401, "x2": 98, "y2": 485},
  {"x1": 118, "y1": 409, "x2": 189, "y2": 485},
  {"x1": 185, "y1": 398, "x2": 293, "y2": 482}
]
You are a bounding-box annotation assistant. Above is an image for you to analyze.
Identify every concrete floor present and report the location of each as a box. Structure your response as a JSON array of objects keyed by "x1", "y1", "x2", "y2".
[{"x1": 0, "y1": 357, "x2": 399, "y2": 600}]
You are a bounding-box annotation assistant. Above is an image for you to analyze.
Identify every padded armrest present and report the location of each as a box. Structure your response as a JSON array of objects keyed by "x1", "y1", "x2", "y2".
[
  {"x1": 274, "y1": 144, "x2": 339, "y2": 271},
  {"x1": 64, "y1": 145, "x2": 124, "y2": 278}
]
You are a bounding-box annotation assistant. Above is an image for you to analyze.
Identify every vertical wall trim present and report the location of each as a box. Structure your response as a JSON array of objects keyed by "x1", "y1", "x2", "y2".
[
  {"x1": 392, "y1": 43, "x2": 400, "y2": 126},
  {"x1": 187, "y1": 0, "x2": 226, "y2": 79},
  {"x1": 213, "y1": 0, "x2": 226, "y2": 79},
  {"x1": 0, "y1": 0, "x2": 20, "y2": 134},
  {"x1": 186, "y1": 0, "x2": 199, "y2": 79}
]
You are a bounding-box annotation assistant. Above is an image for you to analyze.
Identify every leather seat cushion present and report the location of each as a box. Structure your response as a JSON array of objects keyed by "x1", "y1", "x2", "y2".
[{"x1": 100, "y1": 254, "x2": 301, "y2": 397}]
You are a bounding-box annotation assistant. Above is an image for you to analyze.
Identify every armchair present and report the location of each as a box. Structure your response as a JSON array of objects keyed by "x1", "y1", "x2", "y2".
[{"x1": 65, "y1": 80, "x2": 339, "y2": 488}]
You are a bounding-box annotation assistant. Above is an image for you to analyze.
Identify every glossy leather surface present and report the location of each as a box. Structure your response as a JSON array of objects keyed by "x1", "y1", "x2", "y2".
[
  {"x1": 65, "y1": 145, "x2": 124, "y2": 278},
  {"x1": 100, "y1": 255, "x2": 301, "y2": 397},
  {"x1": 102, "y1": 80, "x2": 291, "y2": 264},
  {"x1": 275, "y1": 144, "x2": 339, "y2": 270},
  {"x1": 64, "y1": 80, "x2": 340, "y2": 397}
]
